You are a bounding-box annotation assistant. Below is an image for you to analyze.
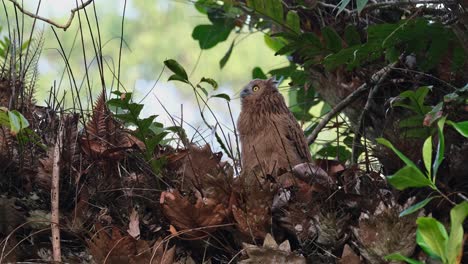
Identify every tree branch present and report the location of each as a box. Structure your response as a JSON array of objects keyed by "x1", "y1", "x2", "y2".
[
  {"x1": 7, "y1": 0, "x2": 94, "y2": 31},
  {"x1": 351, "y1": 62, "x2": 397, "y2": 164},
  {"x1": 306, "y1": 63, "x2": 397, "y2": 145},
  {"x1": 51, "y1": 121, "x2": 64, "y2": 262}
]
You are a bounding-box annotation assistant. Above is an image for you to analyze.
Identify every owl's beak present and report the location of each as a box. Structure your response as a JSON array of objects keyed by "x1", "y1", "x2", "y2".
[{"x1": 240, "y1": 89, "x2": 251, "y2": 99}]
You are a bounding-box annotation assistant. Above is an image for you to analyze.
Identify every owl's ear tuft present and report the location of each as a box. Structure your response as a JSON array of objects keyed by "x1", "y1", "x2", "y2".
[{"x1": 268, "y1": 76, "x2": 282, "y2": 88}]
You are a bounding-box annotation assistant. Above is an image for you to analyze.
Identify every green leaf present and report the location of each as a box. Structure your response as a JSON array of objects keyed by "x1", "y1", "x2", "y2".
[
  {"x1": 384, "y1": 253, "x2": 423, "y2": 264},
  {"x1": 322, "y1": 26, "x2": 342, "y2": 53},
  {"x1": 168, "y1": 74, "x2": 189, "y2": 84},
  {"x1": 263, "y1": 34, "x2": 287, "y2": 52},
  {"x1": 356, "y1": 0, "x2": 369, "y2": 13},
  {"x1": 267, "y1": 0, "x2": 284, "y2": 24},
  {"x1": 344, "y1": 25, "x2": 361, "y2": 46},
  {"x1": 8, "y1": 110, "x2": 30, "y2": 135},
  {"x1": 139, "y1": 115, "x2": 157, "y2": 132},
  {"x1": 376, "y1": 138, "x2": 419, "y2": 169},
  {"x1": 385, "y1": 47, "x2": 400, "y2": 63},
  {"x1": 432, "y1": 116, "x2": 446, "y2": 181},
  {"x1": 416, "y1": 217, "x2": 448, "y2": 261},
  {"x1": 192, "y1": 23, "x2": 234, "y2": 49},
  {"x1": 275, "y1": 43, "x2": 297, "y2": 55},
  {"x1": 286, "y1": 11, "x2": 300, "y2": 34},
  {"x1": 336, "y1": 0, "x2": 351, "y2": 15},
  {"x1": 164, "y1": 59, "x2": 188, "y2": 81},
  {"x1": 387, "y1": 165, "x2": 433, "y2": 190},
  {"x1": 447, "y1": 120, "x2": 468, "y2": 138},
  {"x1": 422, "y1": 136, "x2": 432, "y2": 176},
  {"x1": 252, "y1": 67, "x2": 267, "y2": 79},
  {"x1": 211, "y1": 93, "x2": 231, "y2": 101},
  {"x1": 399, "y1": 116, "x2": 424, "y2": 128},
  {"x1": 446, "y1": 202, "x2": 468, "y2": 264},
  {"x1": 200, "y1": 77, "x2": 218, "y2": 90},
  {"x1": 146, "y1": 132, "x2": 169, "y2": 154},
  {"x1": 219, "y1": 40, "x2": 235, "y2": 69},
  {"x1": 399, "y1": 197, "x2": 435, "y2": 217},
  {"x1": 0, "y1": 110, "x2": 9, "y2": 126},
  {"x1": 451, "y1": 44, "x2": 466, "y2": 71},
  {"x1": 114, "y1": 113, "x2": 137, "y2": 124},
  {"x1": 317, "y1": 145, "x2": 351, "y2": 162}
]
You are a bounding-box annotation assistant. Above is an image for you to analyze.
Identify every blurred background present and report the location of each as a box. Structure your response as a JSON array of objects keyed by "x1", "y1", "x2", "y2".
[{"x1": 0, "y1": 0, "x2": 288, "y2": 153}]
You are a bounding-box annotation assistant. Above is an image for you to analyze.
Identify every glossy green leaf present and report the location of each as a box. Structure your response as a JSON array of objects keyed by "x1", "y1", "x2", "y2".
[
  {"x1": 416, "y1": 217, "x2": 448, "y2": 261},
  {"x1": 432, "y1": 116, "x2": 446, "y2": 181},
  {"x1": 8, "y1": 110, "x2": 30, "y2": 135},
  {"x1": 263, "y1": 34, "x2": 287, "y2": 52},
  {"x1": 164, "y1": 59, "x2": 188, "y2": 81},
  {"x1": 446, "y1": 202, "x2": 468, "y2": 264},
  {"x1": 384, "y1": 253, "x2": 423, "y2": 264},
  {"x1": 168, "y1": 74, "x2": 189, "y2": 84},
  {"x1": 387, "y1": 165, "x2": 433, "y2": 190},
  {"x1": 447, "y1": 120, "x2": 468, "y2": 138},
  {"x1": 422, "y1": 136, "x2": 432, "y2": 176},
  {"x1": 219, "y1": 40, "x2": 235, "y2": 69},
  {"x1": 211, "y1": 93, "x2": 231, "y2": 101},
  {"x1": 399, "y1": 197, "x2": 435, "y2": 217},
  {"x1": 286, "y1": 11, "x2": 300, "y2": 34}
]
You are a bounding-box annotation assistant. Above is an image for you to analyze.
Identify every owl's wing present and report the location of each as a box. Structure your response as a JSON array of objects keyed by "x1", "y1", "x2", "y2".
[{"x1": 285, "y1": 114, "x2": 312, "y2": 162}]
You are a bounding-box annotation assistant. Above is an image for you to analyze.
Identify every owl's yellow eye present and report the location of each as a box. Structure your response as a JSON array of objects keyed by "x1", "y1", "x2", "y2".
[{"x1": 252, "y1": 85, "x2": 260, "y2": 92}]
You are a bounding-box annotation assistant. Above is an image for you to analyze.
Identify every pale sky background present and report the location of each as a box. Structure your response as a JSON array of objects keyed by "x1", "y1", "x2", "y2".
[{"x1": 1, "y1": 0, "x2": 288, "y2": 155}]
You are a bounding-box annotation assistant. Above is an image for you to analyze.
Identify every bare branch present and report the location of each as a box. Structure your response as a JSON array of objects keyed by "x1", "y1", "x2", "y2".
[
  {"x1": 51, "y1": 121, "x2": 64, "y2": 262},
  {"x1": 306, "y1": 63, "x2": 397, "y2": 145},
  {"x1": 7, "y1": 0, "x2": 94, "y2": 31}
]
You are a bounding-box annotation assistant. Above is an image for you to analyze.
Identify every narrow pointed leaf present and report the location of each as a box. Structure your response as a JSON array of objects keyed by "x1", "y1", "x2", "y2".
[
  {"x1": 422, "y1": 136, "x2": 432, "y2": 176},
  {"x1": 447, "y1": 120, "x2": 468, "y2": 138},
  {"x1": 399, "y1": 197, "x2": 435, "y2": 217},
  {"x1": 219, "y1": 41, "x2": 235, "y2": 69}
]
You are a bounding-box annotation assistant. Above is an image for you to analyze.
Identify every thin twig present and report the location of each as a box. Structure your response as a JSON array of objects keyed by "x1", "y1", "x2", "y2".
[
  {"x1": 351, "y1": 62, "x2": 397, "y2": 164},
  {"x1": 307, "y1": 63, "x2": 397, "y2": 145},
  {"x1": 51, "y1": 121, "x2": 64, "y2": 262},
  {"x1": 7, "y1": 0, "x2": 94, "y2": 31}
]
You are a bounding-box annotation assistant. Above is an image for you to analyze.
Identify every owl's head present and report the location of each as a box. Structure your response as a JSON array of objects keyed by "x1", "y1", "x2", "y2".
[{"x1": 240, "y1": 78, "x2": 279, "y2": 102}]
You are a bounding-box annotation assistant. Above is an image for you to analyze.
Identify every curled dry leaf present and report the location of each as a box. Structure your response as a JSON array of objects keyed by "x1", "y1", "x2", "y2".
[
  {"x1": 87, "y1": 224, "x2": 174, "y2": 264},
  {"x1": 160, "y1": 189, "x2": 230, "y2": 238},
  {"x1": 231, "y1": 168, "x2": 277, "y2": 240},
  {"x1": 161, "y1": 144, "x2": 233, "y2": 238},
  {"x1": 352, "y1": 200, "x2": 422, "y2": 263},
  {"x1": 239, "y1": 233, "x2": 306, "y2": 264}
]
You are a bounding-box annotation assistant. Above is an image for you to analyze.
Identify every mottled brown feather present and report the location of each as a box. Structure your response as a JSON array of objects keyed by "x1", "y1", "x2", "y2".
[{"x1": 237, "y1": 79, "x2": 312, "y2": 176}]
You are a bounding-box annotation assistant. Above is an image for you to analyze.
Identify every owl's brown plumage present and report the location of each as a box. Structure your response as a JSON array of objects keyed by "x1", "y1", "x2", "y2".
[{"x1": 237, "y1": 78, "x2": 312, "y2": 177}]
